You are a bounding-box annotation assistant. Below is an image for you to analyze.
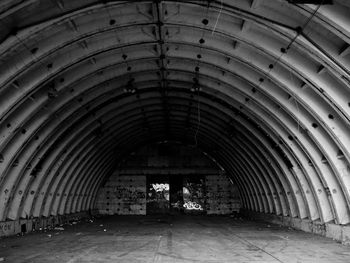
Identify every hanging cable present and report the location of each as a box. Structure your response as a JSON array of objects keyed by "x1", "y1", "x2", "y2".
[
  {"x1": 194, "y1": 85, "x2": 201, "y2": 147},
  {"x1": 286, "y1": 2, "x2": 323, "y2": 51},
  {"x1": 249, "y1": 1, "x2": 323, "y2": 140},
  {"x1": 212, "y1": 0, "x2": 224, "y2": 35},
  {"x1": 103, "y1": 3, "x2": 131, "y2": 73},
  {"x1": 289, "y1": 70, "x2": 301, "y2": 133},
  {"x1": 191, "y1": 1, "x2": 211, "y2": 146}
]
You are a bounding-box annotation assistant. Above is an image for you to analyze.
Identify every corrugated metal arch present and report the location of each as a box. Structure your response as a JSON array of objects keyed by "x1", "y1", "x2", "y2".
[{"x1": 0, "y1": 0, "x2": 349, "y2": 227}]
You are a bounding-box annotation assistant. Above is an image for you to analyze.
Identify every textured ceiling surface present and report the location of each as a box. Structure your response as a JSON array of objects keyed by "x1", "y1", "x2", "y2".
[{"x1": 0, "y1": 0, "x2": 349, "y2": 224}]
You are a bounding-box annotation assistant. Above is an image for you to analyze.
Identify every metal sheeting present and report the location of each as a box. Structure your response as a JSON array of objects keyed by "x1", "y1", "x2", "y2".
[{"x1": 0, "y1": 0, "x2": 349, "y2": 225}]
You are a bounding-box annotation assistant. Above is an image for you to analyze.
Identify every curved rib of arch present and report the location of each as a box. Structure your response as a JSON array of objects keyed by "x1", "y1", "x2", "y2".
[{"x1": 0, "y1": 0, "x2": 349, "y2": 228}]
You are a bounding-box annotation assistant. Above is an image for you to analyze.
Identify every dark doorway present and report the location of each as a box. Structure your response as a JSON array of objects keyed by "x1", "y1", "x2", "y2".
[
  {"x1": 146, "y1": 175, "x2": 206, "y2": 215},
  {"x1": 146, "y1": 175, "x2": 170, "y2": 214},
  {"x1": 170, "y1": 176, "x2": 183, "y2": 214},
  {"x1": 183, "y1": 176, "x2": 205, "y2": 214}
]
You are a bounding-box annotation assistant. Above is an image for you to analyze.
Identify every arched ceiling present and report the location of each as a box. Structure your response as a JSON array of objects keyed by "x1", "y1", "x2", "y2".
[{"x1": 0, "y1": 0, "x2": 349, "y2": 226}]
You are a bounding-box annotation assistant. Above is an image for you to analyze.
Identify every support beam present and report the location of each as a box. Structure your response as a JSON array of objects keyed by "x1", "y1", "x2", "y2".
[
  {"x1": 339, "y1": 44, "x2": 350, "y2": 57},
  {"x1": 55, "y1": 0, "x2": 65, "y2": 11},
  {"x1": 286, "y1": 0, "x2": 333, "y2": 4},
  {"x1": 317, "y1": 65, "x2": 327, "y2": 75},
  {"x1": 250, "y1": 0, "x2": 261, "y2": 9},
  {"x1": 66, "y1": 19, "x2": 78, "y2": 32},
  {"x1": 241, "y1": 20, "x2": 251, "y2": 32}
]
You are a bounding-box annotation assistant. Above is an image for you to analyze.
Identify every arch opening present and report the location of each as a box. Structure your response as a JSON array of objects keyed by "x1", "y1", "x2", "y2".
[
  {"x1": 0, "y1": 0, "x2": 349, "y2": 247},
  {"x1": 95, "y1": 141, "x2": 241, "y2": 216}
]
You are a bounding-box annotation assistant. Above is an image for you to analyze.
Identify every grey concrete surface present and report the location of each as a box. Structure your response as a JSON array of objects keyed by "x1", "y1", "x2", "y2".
[{"x1": 0, "y1": 215, "x2": 349, "y2": 263}]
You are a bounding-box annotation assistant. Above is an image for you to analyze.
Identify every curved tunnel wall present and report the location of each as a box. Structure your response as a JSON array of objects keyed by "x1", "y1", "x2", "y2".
[{"x1": 0, "y1": 0, "x2": 349, "y2": 234}]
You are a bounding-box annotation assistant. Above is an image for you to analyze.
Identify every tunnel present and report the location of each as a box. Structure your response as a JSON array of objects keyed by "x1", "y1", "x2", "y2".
[{"x1": 0, "y1": 0, "x2": 350, "y2": 262}]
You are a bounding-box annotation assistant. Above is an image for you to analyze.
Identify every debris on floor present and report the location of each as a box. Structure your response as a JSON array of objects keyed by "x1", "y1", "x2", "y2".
[
  {"x1": 1, "y1": 216, "x2": 350, "y2": 262},
  {"x1": 54, "y1": 227, "x2": 65, "y2": 231}
]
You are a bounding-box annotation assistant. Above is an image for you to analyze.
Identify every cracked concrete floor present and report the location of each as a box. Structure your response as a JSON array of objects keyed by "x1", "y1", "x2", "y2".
[{"x1": 0, "y1": 215, "x2": 349, "y2": 263}]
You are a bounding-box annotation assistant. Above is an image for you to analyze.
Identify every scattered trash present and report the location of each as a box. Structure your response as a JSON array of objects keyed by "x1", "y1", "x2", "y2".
[
  {"x1": 76, "y1": 232, "x2": 82, "y2": 236},
  {"x1": 100, "y1": 224, "x2": 103, "y2": 227},
  {"x1": 72, "y1": 222, "x2": 77, "y2": 225},
  {"x1": 54, "y1": 227, "x2": 64, "y2": 231},
  {"x1": 47, "y1": 234, "x2": 52, "y2": 238},
  {"x1": 103, "y1": 229, "x2": 107, "y2": 232},
  {"x1": 89, "y1": 219, "x2": 94, "y2": 223}
]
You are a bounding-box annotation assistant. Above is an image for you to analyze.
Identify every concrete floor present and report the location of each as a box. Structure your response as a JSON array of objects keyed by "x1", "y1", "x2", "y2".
[{"x1": 0, "y1": 215, "x2": 349, "y2": 263}]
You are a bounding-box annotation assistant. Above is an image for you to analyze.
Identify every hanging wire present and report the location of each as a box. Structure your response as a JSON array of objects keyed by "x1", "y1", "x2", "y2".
[
  {"x1": 103, "y1": 3, "x2": 131, "y2": 73},
  {"x1": 259, "y1": 0, "x2": 324, "y2": 72},
  {"x1": 249, "y1": 1, "x2": 323, "y2": 137},
  {"x1": 212, "y1": 0, "x2": 224, "y2": 35},
  {"x1": 194, "y1": 87, "x2": 201, "y2": 146},
  {"x1": 289, "y1": 70, "x2": 301, "y2": 134},
  {"x1": 191, "y1": 1, "x2": 211, "y2": 146},
  {"x1": 286, "y1": 1, "x2": 323, "y2": 51},
  {"x1": 294, "y1": 98, "x2": 301, "y2": 133},
  {"x1": 0, "y1": 19, "x2": 51, "y2": 76},
  {"x1": 282, "y1": 2, "x2": 324, "y2": 134}
]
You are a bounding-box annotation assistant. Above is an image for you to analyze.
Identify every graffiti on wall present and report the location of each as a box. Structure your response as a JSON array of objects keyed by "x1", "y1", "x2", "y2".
[
  {"x1": 113, "y1": 185, "x2": 146, "y2": 201},
  {"x1": 183, "y1": 177, "x2": 205, "y2": 212},
  {"x1": 183, "y1": 200, "x2": 203, "y2": 210},
  {"x1": 0, "y1": 222, "x2": 12, "y2": 232},
  {"x1": 152, "y1": 183, "x2": 169, "y2": 193},
  {"x1": 0, "y1": 221, "x2": 13, "y2": 236},
  {"x1": 148, "y1": 183, "x2": 170, "y2": 201}
]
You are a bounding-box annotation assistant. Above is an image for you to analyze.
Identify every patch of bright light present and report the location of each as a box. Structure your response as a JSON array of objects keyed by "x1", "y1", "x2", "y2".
[
  {"x1": 183, "y1": 201, "x2": 203, "y2": 210},
  {"x1": 183, "y1": 187, "x2": 190, "y2": 195},
  {"x1": 152, "y1": 183, "x2": 169, "y2": 192}
]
